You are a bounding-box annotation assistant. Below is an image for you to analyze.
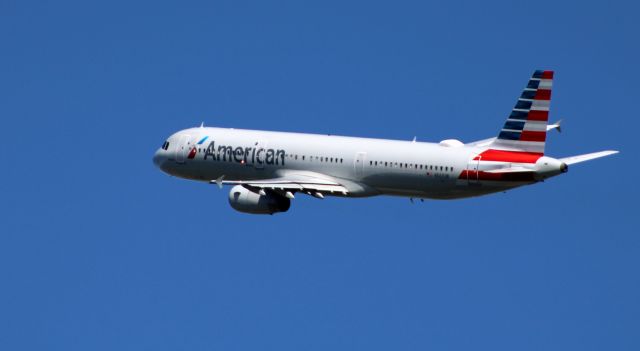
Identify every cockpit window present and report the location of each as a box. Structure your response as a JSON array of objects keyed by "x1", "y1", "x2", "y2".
[{"x1": 161, "y1": 141, "x2": 170, "y2": 150}]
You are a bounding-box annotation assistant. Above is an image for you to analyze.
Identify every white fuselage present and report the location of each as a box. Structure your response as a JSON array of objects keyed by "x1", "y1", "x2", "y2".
[
  {"x1": 153, "y1": 127, "x2": 543, "y2": 199},
  {"x1": 152, "y1": 71, "x2": 617, "y2": 214}
]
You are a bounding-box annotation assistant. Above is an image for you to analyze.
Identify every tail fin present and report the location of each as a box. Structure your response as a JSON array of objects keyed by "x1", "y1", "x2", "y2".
[{"x1": 490, "y1": 70, "x2": 554, "y2": 154}]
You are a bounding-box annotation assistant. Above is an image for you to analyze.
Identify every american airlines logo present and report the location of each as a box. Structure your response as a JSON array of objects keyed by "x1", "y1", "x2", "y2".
[{"x1": 202, "y1": 140, "x2": 286, "y2": 166}]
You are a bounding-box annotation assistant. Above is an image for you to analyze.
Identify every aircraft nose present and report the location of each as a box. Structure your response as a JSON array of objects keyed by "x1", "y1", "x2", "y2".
[{"x1": 152, "y1": 150, "x2": 164, "y2": 168}]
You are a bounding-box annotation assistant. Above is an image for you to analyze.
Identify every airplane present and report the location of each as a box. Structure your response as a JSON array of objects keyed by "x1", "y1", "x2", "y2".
[{"x1": 153, "y1": 70, "x2": 618, "y2": 214}]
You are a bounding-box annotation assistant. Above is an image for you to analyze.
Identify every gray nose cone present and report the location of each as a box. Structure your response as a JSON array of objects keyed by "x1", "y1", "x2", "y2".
[{"x1": 152, "y1": 151, "x2": 163, "y2": 168}]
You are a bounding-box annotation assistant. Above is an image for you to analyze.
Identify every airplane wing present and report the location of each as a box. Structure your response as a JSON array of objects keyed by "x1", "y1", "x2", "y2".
[
  {"x1": 559, "y1": 150, "x2": 619, "y2": 165},
  {"x1": 211, "y1": 172, "x2": 349, "y2": 198}
]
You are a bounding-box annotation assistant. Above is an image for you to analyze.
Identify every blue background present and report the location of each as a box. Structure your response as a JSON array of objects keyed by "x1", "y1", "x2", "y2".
[{"x1": 1, "y1": 1, "x2": 637, "y2": 350}]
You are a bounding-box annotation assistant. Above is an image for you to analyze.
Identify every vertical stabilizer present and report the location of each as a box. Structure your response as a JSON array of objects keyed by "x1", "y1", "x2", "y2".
[{"x1": 490, "y1": 70, "x2": 553, "y2": 154}]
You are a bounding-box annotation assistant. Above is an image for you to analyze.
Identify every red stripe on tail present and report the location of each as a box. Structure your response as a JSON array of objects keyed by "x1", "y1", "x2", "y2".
[
  {"x1": 527, "y1": 110, "x2": 548, "y2": 121},
  {"x1": 534, "y1": 89, "x2": 551, "y2": 100},
  {"x1": 520, "y1": 130, "x2": 546, "y2": 142}
]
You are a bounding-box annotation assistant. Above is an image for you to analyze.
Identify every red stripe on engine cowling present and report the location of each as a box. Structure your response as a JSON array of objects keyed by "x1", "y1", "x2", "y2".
[
  {"x1": 520, "y1": 130, "x2": 546, "y2": 142},
  {"x1": 527, "y1": 110, "x2": 548, "y2": 121},
  {"x1": 534, "y1": 89, "x2": 551, "y2": 100},
  {"x1": 473, "y1": 149, "x2": 543, "y2": 163}
]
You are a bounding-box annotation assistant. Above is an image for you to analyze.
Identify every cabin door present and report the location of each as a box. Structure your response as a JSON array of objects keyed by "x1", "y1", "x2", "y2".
[
  {"x1": 175, "y1": 134, "x2": 191, "y2": 164},
  {"x1": 354, "y1": 152, "x2": 366, "y2": 178}
]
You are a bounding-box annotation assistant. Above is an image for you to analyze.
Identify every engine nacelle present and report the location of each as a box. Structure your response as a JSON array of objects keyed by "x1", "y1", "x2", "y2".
[{"x1": 228, "y1": 185, "x2": 291, "y2": 214}]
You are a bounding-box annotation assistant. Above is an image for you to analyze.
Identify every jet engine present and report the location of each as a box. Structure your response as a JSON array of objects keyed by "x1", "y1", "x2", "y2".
[{"x1": 228, "y1": 185, "x2": 291, "y2": 214}]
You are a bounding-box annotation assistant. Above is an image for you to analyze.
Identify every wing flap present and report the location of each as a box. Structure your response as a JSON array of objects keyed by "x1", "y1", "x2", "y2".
[{"x1": 211, "y1": 175, "x2": 349, "y2": 196}]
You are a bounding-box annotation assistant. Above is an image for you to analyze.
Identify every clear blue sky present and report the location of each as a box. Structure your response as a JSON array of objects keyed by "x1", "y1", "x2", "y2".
[{"x1": 1, "y1": 1, "x2": 638, "y2": 350}]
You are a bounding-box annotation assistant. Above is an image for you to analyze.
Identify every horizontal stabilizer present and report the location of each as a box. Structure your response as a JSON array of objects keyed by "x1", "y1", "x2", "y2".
[
  {"x1": 559, "y1": 150, "x2": 619, "y2": 165},
  {"x1": 546, "y1": 119, "x2": 562, "y2": 132}
]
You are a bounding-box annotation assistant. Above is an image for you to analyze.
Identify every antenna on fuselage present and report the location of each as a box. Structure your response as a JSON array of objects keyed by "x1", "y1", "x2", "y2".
[
  {"x1": 200, "y1": 122, "x2": 204, "y2": 128},
  {"x1": 412, "y1": 136, "x2": 417, "y2": 143}
]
